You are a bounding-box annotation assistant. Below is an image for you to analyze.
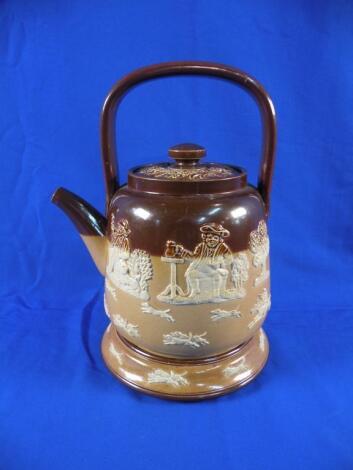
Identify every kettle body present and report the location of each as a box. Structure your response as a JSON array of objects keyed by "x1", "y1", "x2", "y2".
[{"x1": 52, "y1": 62, "x2": 276, "y2": 400}]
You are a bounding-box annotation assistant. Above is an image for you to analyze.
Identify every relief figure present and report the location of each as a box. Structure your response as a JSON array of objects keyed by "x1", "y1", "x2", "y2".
[
  {"x1": 250, "y1": 220, "x2": 270, "y2": 286},
  {"x1": 107, "y1": 216, "x2": 153, "y2": 300},
  {"x1": 158, "y1": 223, "x2": 247, "y2": 305}
]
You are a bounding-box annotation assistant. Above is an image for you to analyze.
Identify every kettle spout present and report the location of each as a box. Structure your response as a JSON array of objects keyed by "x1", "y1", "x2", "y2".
[{"x1": 51, "y1": 188, "x2": 108, "y2": 276}]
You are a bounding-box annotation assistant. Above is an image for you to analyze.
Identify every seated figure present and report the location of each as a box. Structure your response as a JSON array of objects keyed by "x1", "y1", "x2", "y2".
[{"x1": 184, "y1": 223, "x2": 232, "y2": 301}]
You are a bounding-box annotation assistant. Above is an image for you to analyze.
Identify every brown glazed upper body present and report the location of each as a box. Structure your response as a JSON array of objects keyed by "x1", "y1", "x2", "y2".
[
  {"x1": 109, "y1": 144, "x2": 265, "y2": 256},
  {"x1": 110, "y1": 180, "x2": 265, "y2": 257}
]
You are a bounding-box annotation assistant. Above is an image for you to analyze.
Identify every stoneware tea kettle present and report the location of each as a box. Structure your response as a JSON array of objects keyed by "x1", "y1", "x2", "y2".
[{"x1": 52, "y1": 61, "x2": 276, "y2": 400}]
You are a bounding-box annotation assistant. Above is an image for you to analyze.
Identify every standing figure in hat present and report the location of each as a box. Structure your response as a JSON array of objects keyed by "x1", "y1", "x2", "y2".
[{"x1": 184, "y1": 223, "x2": 232, "y2": 301}]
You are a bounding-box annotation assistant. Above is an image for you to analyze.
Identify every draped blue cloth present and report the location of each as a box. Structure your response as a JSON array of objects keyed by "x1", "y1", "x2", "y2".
[{"x1": 1, "y1": 1, "x2": 352, "y2": 468}]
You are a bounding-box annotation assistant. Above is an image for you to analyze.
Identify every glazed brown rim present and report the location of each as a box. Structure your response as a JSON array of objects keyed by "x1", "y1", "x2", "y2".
[{"x1": 114, "y1": 328, "x2": 252, "y2": 365}]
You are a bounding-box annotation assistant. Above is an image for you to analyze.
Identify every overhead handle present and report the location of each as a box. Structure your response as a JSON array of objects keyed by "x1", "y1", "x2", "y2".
[{"x1": 101, "y1": 61, "x2": 276, "y2": 216}]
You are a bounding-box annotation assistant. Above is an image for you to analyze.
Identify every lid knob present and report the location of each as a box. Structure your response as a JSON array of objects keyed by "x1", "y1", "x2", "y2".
[{"x1": 168, "y1": 143, "x2": 206, "y2": 165}]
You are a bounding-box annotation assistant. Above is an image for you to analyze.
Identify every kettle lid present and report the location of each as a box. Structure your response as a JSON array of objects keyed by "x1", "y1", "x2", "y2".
[{"x1": 128, "y1": 143, "x2": 246, "y2": 195}]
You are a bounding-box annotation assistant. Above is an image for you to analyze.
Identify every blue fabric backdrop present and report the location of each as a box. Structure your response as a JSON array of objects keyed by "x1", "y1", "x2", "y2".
[{"x1": 1, "y1": 0, "x2": 352, "y2": 468}]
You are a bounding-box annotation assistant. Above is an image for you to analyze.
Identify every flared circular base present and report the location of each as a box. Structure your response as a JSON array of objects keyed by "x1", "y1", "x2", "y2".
[{"x1": 101, "y1": 325, "x2": 269, "y2": 401}]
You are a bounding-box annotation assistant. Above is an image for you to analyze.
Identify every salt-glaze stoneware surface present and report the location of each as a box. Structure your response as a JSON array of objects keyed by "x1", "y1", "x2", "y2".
[{"x1": 52, "y1": 61, "x2": 276, "y2": 400}]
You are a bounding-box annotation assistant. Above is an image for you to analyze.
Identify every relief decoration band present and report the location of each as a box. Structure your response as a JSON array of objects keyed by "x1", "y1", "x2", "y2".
[{"x1": 138, "y1": 165, "x2": 233, "y2": 181}]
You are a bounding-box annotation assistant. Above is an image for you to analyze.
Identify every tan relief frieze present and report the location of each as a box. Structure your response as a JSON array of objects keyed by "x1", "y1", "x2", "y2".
[{"x1": 105, "y1": 217, "x2": 270, "y2": 354}]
